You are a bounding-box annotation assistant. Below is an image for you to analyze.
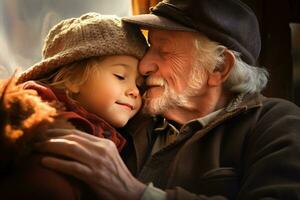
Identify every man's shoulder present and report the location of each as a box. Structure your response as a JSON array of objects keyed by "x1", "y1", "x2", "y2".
[
  {"x1": 260, "y1": 96, "x2": 300, "y2": 117},
  {"x1": 223, "y1": 94, "x2": 300, "y2": 141},
  {"x1": 263, "y1": 96, "x2": 299, "y2": 108},
  {"x1": 238, "y1": 94, "x2": 300, "y2": 130},
  {"x1": 241, "y1": 96, "x2": 300, "y2": 143},
  {"x1": 240, "y1": 93, "x2": 300, "y2": 119}
]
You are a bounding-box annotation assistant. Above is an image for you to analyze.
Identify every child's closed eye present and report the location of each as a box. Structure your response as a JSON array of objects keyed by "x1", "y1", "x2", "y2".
[{"x1": 114, "y1": 74, "x2": 125, "y2": 80}]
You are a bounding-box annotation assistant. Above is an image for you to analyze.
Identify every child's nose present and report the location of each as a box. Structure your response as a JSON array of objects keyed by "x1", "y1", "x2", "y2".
[{"x1": 126, "y1": 85, "x2": 139, "y2": 99}]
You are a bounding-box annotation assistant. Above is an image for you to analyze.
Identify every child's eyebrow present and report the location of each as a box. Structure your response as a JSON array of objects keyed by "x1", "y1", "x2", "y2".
[
  {"x1": 111, "y1": 63, "x2": 142, "y2": 79},
  {"x1": 111, "y1": 63, "x2": 131, "y2": 68}
]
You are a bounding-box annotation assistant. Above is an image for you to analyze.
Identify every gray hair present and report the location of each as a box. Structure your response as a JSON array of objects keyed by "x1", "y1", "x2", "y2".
[
  {"x1": 194, "y1": 34, "x2": 269, "y2": 94},
  {"x1": 225, "y1": 51, "x2": 269, "y2": 94}
]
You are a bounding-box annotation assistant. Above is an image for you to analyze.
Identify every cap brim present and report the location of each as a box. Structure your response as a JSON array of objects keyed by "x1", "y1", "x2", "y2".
[{"x1": 122, "y1": 14, "x2": 197, "y2": 32}]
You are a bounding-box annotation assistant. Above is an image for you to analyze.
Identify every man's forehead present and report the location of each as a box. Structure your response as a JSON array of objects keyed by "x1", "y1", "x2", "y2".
[
  {"x1": 147, "y1": 29, "x2": 172, "y2": 43},
  {"x1": 148, "y1": 29, "x2": 197, "y2": 44}
]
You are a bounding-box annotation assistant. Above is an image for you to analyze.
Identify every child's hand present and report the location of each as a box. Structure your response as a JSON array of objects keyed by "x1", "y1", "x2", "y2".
[{"x1": 35, "y1": 128, "x2": 146, "y2": 200}]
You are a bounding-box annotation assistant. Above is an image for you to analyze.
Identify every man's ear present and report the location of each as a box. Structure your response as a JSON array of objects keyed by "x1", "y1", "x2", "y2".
[
  {"x1": 207, "y1": 50, "x2": 235, "y2": 87},
  {"x1": 65, "y1": 81, "x2": 80, "y2": 94}
]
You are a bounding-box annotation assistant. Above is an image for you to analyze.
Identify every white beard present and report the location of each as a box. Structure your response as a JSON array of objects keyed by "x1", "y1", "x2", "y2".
[
  {"x1": 143, "y1": 81, "x2": 185, "y2": 115},
  {"x1": 142, "y1": 69, "x2": 206, "y2": 115}
]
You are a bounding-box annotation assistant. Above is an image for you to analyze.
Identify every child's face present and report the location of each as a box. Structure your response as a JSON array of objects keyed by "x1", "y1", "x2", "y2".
[{"x1": 76, "y1": 55, "x2": 143, "y2": 128}]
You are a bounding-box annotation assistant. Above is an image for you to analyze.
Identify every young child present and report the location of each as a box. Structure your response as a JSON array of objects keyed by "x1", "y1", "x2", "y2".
[
  {"x1": 18, "y1": 12, "x2": 148, "y2": 152},
  {"x1": 0, "y1": 13, "x2": 147, "y2": 199}
]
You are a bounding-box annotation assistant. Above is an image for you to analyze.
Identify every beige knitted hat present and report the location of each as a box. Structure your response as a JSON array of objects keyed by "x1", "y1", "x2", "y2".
[{"x1": 17, "y1": 12, "x2": 148, "y2": 83}]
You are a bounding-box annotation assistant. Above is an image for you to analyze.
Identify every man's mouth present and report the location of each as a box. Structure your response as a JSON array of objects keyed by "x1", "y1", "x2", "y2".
[
  {"x1": 145, "y1": 77, "x2": 166, "y2": 92},
  {"x1": 147, "y1": 83, "x2": 164, "y2": 89},
  {"x1": 116, "y1": 102, "x2": 134, "y2": 110}
]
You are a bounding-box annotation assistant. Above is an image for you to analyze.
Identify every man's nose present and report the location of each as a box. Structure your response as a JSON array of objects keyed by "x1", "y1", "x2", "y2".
[{"x1": 139, "y1": 51, "x2": 158, "y2": 76}]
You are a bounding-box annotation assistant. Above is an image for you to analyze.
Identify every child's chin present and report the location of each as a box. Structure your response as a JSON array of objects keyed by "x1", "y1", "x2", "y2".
[{"x1": 111, "y1": 119, "x2": 128, "y2": 128}]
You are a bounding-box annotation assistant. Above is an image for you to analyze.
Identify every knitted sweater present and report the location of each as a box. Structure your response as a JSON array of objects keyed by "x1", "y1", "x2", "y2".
[{"x1": 22, "y1": 81, "x2": 126, "y2": 152}]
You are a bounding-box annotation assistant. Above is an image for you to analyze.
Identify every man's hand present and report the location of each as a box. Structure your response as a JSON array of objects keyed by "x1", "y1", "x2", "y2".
[{"x1": 35, "y1": 129, "x2": 146, "y2": 200}]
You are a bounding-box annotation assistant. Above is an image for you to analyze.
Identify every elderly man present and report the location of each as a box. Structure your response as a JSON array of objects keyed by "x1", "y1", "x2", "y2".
[{"x1": 36, "y1": 0, "x2": 300, "y2": 199}]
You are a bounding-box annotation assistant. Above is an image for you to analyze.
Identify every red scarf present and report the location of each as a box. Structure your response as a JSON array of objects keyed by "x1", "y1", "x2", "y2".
[{"x1": 22, "y1": 81, "x2": 126, "y2": 152}]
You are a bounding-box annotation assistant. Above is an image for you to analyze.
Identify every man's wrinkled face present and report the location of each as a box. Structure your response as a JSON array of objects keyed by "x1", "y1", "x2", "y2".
[{"x1": 139, "y1": 29, "x2": 208, "y2": 115}]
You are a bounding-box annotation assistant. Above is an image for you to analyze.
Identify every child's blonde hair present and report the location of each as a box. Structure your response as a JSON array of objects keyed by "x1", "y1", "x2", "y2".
[{"x1": 38, "y1": 57, "x2": 105, "y2": 94}]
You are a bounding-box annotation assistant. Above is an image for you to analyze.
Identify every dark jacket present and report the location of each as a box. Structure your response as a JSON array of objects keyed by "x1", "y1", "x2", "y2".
[{"x1": 123, "y1": 93, "x2": 300, "y2": 199}]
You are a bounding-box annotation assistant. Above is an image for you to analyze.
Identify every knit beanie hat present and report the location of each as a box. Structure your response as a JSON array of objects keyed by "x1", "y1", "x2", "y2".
[{"x1": 17, "y1": 12, "x2": 148, "y2": 83}]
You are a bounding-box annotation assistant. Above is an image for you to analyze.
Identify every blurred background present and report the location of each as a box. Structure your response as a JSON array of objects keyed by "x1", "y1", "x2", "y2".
[
  {"x1": 0, "y1": 0, "x2": 300, "y2": 105},
  {"x1": 0, "y1": 0, "x2": 132, "y2": 78}
]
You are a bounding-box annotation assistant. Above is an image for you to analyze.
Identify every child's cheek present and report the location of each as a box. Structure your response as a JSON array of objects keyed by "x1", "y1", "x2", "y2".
[
  {"x1": 94, "y1": 89, "x2": 113, "y2": 107},
  {"x1": 94, "y1": 83, "x2": 120, "y2": 107}
]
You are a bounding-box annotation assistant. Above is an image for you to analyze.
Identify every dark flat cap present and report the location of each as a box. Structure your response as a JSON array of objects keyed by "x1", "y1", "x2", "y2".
[{"x1": 123, "y1": 0, "x2": 261, "y2": 65}]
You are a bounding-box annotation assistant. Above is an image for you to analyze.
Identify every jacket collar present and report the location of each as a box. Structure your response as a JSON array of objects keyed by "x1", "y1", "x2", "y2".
[
  {"x1": 125, "y1": 93, "x2": 265, "y2": 173},
  {"x1": 154, "y1": 93, "x2": 264, "y2": 149},
  {"x1": 129, "y1": 92, "x2": 265, "y2": 136},
  {"x1": 226, "y1": 92, "x2": 264, "y2": 112}
]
